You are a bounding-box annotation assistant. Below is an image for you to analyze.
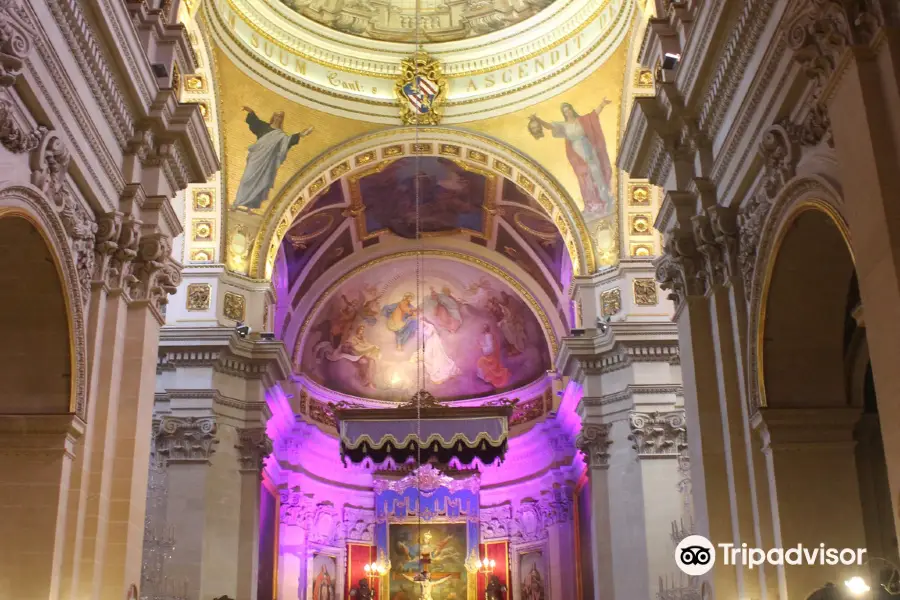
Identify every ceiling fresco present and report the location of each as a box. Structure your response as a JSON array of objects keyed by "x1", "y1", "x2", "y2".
[
  {"x1": 296, "y1": 256, "x2": 551, "y2": 402},
  {"x1": 352, "y1": 157, "x2": 493, "y2": 240},
  {"x1": 276, "y1": 0, "x2": 555, "y2": 42}
]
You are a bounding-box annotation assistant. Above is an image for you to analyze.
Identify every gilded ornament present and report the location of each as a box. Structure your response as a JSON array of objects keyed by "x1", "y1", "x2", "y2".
[
  {"x1": 395, "y1": 53, "x2": 447, "y2": 126},
  {"x1": 382, "y1": 145, "x2": 404, "y2": 157},
  {"x1": 600, "y1": 288, "x2": 621, "y2": 317},
  {"x1": 635, "y1": 69, "x2": 654, "y2": 87},
  {"x1": 411, "y1": 143, "x2": 433, "y2": 154},
  {"x1": 630, "y1": 243, "x2": 653, "y2": 257},
  {"x1": 190, "y1": 249, "x2": 213, "y2": 262},
  {"x1": 493, "y1": 160, "x2": 512, "y2": 176},
  {"x1": 186, "y1": 283, "x2": 211, "y2": 311},
  {"x1": 629, "y1": 213, "x2": 652, "y2": 235},
  {"x1": 193, "y1": 189, "x2": 215, "y2": 211},
  {"x1": 633, "y1": 278, "x2": 658, "y2": 306},
  {"x1": 308, "y1": 176, "x2": 326, "y2": 195},
  {"x1": 184, "y1": 74, "x2": 206, "y2": 92},
  {"x1": 517, "y1": 174, "x2": 536, "y2": 194},
  {"x1": 329, "y1": 162, "x2": 350, "y2": 179},
  {"x1": 439, "y1": 144, "x2": 461, "y2": 157},
  {"x1": 192, "y1": 220, "x2": 213, "y2": 242},
  {"x1": 355, "y1": 151, "x2": 376, "y2": 166},
  {"x1": 223, "y1": 291, "x2": 246, "y2": 322},
  {"x1": 467, "y1": 149, "x2": 488, "y2": 164},
  {"x1": 629, "y1": 184, "x2": 650, "y2": 206},
  {"x1": 195, "y1": 101, "x2": 210, "y2": 121}
]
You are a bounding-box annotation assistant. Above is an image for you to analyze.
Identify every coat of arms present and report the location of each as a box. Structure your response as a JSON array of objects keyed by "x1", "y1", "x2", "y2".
[{"x1": 395, "y1": 52, "x2": 447, "y2": 126}]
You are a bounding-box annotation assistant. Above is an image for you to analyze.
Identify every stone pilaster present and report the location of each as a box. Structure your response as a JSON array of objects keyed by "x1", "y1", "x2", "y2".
[{"x1": 235, "y1": 427, "x2": 272, "y2": 600}]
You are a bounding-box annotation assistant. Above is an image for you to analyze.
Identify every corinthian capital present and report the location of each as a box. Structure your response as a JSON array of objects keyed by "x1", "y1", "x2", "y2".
[
  {"x1": 235, "y1": 427, "x2": 272, "y2": 472},
  {"x1": 128, "y1": 234, "x2": 181, "y2": 312},
  {"x1": 628, "y1": 411, "x2": 687, "y2": 457},
  {"x1": 575, "y1": 423, "x2": 613, "y2": 469},
  {"x1": 156, "y1": 416, "x2": 218, "y2": 463}
]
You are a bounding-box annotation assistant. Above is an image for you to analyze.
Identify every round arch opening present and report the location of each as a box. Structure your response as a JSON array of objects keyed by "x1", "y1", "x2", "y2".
[{"x1": 0, "y1": 215, "x2": 73, "y2": 414}]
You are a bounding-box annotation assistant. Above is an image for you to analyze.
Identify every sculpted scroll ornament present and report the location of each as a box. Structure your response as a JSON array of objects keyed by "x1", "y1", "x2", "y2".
[
  {"x1": 343, "y1": 506, "x2": 375, "y2": 543},
  {"x1": 129, "y1": 234, "x2": 182, "y2": 312},
  {"x1": 480, "y1": 505, "x2": 512, "y2": 541},
  {"x1": 156, "y1": 416, "x2": 219, "y2": 462},
  {"x1": 654, "y1": 232, "x2": 703, "y2": 308},
  {"x1": 0, "y1": 0, "x2": 34, "y2": 86},
  {"x1": 628, "y1": 411, "x2": 687, "y2": 456},
  {"x1": 575, "y1": 423, "x2": 613, "y2": 469}
]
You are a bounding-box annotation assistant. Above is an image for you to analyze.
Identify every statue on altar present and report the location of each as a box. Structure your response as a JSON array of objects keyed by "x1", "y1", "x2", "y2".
[
  {"x1": 401, "y1": 572, "x2": 453, "y2": 600},
  {"x1": 486, "y1": 574, "x2": 507, "y2": 600},
  {"x1": 349, "y1": 579, "x2": 373, "y2": 600}
]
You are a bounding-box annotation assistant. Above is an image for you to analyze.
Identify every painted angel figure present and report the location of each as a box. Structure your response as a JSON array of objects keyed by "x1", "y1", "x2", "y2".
[
  {"x1": 528, "y1": 98, "x2": 614, "y2": 215},
  {"x1": 233, "y1": 106, "x2": 314, "y2": 210}
]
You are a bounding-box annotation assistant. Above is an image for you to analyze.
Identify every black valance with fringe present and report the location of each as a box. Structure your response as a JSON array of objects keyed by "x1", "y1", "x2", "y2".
[{"x1": 333, "y1": 391, "x2": 513, "y2": 467}]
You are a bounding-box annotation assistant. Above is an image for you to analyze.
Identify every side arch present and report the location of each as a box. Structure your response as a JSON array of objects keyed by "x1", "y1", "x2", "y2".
[
  {"x1": 0, "y1": 184, "x2": 88, "y2": 419},
  {"x1": 247, "y1": 127, "x2": 597, "y2": 281},
  {"x1": 745, "y1": 174, "x2": 851, "y2": 413}
]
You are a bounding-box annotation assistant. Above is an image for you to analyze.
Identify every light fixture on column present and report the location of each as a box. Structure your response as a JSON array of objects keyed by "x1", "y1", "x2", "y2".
[
  {"x1": 475, "y1": 556, "x2": 496, "y2": 575},
  {"x1": 844, "y1": 557, "x2": 900, "y2": 596},
  {"x1": 363, "y1": 561, "x2": 388, "y2": 588}
]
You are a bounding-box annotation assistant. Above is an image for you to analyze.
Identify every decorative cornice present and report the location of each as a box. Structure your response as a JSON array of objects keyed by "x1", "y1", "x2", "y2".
[
  {"x1": 628, "y1": 410, "x2": 687, "y2": 457},
  {"x1": 575, "y1": 423, "x2": 613, "y2": 469},
  {"x1": 581, "y1": 384, "x2": 683, "y2": 407},
  {"x1": 156, "y1": 416, "x2": 219, "y2": 463},
  {"x1": 372, "y1": 463, "x2": 480, "y2": 495}
]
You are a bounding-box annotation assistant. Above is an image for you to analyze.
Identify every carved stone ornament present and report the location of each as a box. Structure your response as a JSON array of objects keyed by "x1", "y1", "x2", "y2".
[
  {"x1": 0, "y1": 0, "x2": 35, "y2": 86},
  {"x1": 628, "y1": 411, "x2": 688, "y2": 456},
  {"x1": 480, "y1": 504, "x2": 512, "y2": 541},
  {"x1": 575, "y1": 423, "x2": 613, "y2": 469},
  {"x1": 511, "y1": 500, "x2": 547, "y2": 542},
  {"x1": 128, "y1": 234, "x2": 181, "y2": 312},
  {"x1": 538, "y1": 487, "x2": 573, "y2": 526},
  {"x1": 654, "y1": 231, "x2": 703, "y2": 308},
  {"x1": 373, "y1": 463, "x2": 480, "y2": 495},
  {"x1": 343, "y1": 506, "x2": 376, "y2": 543},
  {"x1": 235, "y1": 427, "x2": 272, "y2": 472},
  {"x1": 788, "y1": 0, "x2": 895, "y2": 89},
  {"x1": 307, "y1": 501, "x2": 342, "y2": 545},
  {"x1": 156, "y1": 416, "x2": 219, "y2": 462}
]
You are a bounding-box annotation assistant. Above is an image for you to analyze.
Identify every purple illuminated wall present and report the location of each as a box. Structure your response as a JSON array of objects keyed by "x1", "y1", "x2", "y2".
[
  {"x1": 577, "y1": 481, "x2": 594, "y2": 600},
  {"x1": 258, "y1": 484, "x2": 277, "y2": 600}
]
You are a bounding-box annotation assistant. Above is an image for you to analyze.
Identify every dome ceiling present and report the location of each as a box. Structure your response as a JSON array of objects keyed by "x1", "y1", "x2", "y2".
[{"x1": 275, "y1": 0, "x2": 556, "y2": 42}]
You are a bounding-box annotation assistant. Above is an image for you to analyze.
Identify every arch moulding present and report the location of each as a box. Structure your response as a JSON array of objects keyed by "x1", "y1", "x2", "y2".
[
  {"x1": 0, "y1": 184, "x2": 88, "y2": 420},
  {"x1": 246, "y1": 127, "x2": 597, "y2": 281},
  {"x1": 745, "y1": 173, "x2": 852, "y2": 414}
]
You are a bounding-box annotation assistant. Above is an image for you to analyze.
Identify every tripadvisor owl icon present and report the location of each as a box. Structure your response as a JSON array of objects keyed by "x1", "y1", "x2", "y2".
[{"x1": 676, "y1": 535, "x2": 716, "y2": 576}]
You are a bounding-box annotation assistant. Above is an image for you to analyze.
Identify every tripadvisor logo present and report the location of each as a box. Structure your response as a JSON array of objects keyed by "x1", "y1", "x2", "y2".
[
  {"x1": 675, "y1": 535, "x2": 716, "y2": 576},
  {"x1": 674, "y1": 535, "x2": 867, "y2": 576}
]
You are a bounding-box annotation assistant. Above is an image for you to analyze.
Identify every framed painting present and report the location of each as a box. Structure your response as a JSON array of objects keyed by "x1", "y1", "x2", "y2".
[
  {"x1": 511, "y1": 542, "x2": 549, "y2": 600},
  {"x1": 388, "y1": 522, "x2": 468, "y2": 600},
  {"x1": 307, "y1": 547, "x2": 345, "y2": 600}
]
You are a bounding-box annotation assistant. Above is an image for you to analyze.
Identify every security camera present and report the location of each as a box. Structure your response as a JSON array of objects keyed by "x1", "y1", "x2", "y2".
[
  {"x1": 597, "y1": 315, "x2": 611, "y2": 334},
  {"x1": 235, "y1": 322, "x2": 251, "y2": 338}
]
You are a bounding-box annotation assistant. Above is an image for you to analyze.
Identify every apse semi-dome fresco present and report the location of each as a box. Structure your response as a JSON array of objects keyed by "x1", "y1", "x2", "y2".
[{"x1": 299, "y1": 257, "x2": 551, "y2": 402}]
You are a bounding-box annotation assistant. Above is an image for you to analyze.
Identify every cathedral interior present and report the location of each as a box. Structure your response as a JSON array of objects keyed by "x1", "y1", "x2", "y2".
[{"x1": 3, "y1": 0, "x2": 900, "y2": 599}]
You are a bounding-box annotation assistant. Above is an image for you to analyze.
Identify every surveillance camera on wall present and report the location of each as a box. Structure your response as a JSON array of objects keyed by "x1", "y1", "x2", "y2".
[
  {"x1": 597, "y1": 315, "x2": 611, "y2": 334},
  {"x1": 235, "y1": 322, "x2": 251, "y2": 338}
]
